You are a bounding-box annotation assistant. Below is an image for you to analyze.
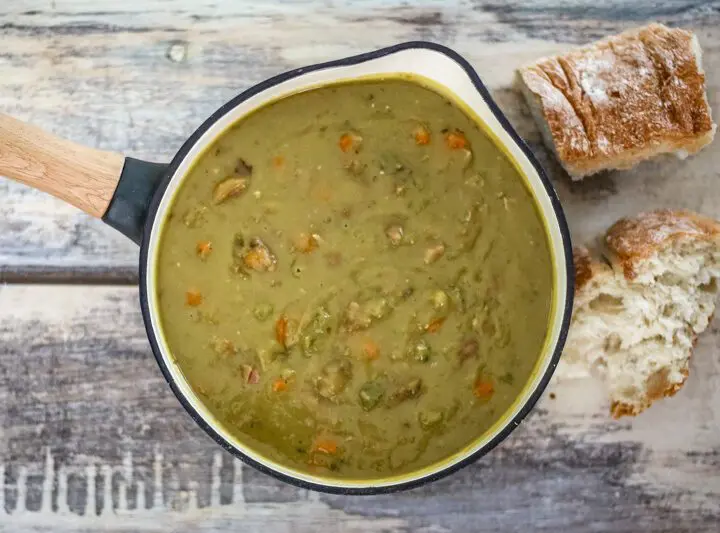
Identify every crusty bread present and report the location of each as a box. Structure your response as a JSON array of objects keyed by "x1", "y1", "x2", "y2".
[
  {"x1": 563, "y1": 210, "x2": 720, "y2": 417},
  {"x1": 517, "y1": 24, "x2": 716, "y2": 180}
]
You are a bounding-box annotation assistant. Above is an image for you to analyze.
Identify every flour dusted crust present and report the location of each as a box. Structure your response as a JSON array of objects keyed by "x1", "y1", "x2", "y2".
[
  {"x1": 517, "y1": 24, "x2": 716, "y2": 179},
  {"x1": 605, "y1": 209, "x2": 720, "y2": 279},
  {"x1": 566, "y1": 210, "x2": 720, "y2": 418}
]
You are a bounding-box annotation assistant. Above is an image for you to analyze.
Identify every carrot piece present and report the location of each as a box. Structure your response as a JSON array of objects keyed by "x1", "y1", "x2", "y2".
[
  {"x1": 272, "y1": 378, "x2": 288, "y2": 392},
  {"x1": 272, "y1": 155, "x2": 285, "y2": 169},
  {"x1": 275, "y1": 315, "x2": 288, "y2": 347},
  {"x1": 339, "y1": 133, "x2": 354, "y2": 152},
  {"x1": 196, "y1": 240, "x2": 212, "y2": 259},
  {"x1": 473, "y1": 378, "x2": 495, "y2": 399},
  {"x1": 426, "y1": 317, "x2": 445, "y2": 333},
  {"x1": 312, "y1": 438, "x2": 338, "y2": 455},
  {"x1": 362, "y1": 339, "x2": 380, "y2": 360},
  {"x1": 186, "y1": 289, "x2": 203, "y2": 307},
  {"x1": 294, "y1": 233, "x2": 318, "y2": 254},
  {"x1": 445, "y1": 130, "x2": 468, "y2": 150},
  {"x1": 414, "y1": 125, "x2": 430, "y2": 145},
  {"x1": 339, "y1": 133, "x2": 362, "y2": 153}
]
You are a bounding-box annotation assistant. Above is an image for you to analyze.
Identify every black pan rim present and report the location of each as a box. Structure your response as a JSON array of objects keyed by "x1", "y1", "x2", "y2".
[{"x1": 138, "y1": 40, "x2": 575, "y2": 495}]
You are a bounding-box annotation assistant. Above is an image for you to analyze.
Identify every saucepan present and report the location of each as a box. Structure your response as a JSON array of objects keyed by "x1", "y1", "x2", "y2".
[{"x1": 0, "y1": 42, "x2": 573, "y2": 494}]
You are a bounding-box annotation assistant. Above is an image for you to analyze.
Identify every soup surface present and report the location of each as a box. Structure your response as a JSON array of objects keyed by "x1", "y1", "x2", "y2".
[{"x1": 156, "y1": 78, "x2": 553, "y2": 479}]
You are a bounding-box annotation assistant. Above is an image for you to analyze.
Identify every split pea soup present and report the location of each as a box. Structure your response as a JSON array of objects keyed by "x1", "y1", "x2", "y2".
[{"x1": 156, "y1": 77, "x2": 553, "y2": 479}]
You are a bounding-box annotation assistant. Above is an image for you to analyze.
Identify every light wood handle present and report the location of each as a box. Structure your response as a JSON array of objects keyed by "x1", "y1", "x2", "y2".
[{"x1": 0, "y1": 113, "x2": 125, "y2": 218}]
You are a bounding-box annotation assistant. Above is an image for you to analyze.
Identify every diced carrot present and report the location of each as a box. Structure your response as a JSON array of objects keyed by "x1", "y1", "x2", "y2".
[
  {"x1": 196, "y1": 240, "x2": 212, "y2": 259},
  {"x1": 312, "y1": 438, "x2": 338, "y2": 455},
  {"x1": 272, "y1": 378, "x2": 288, "y2": 392},
  {"x1": 362, "y1": 339, "x2": 380, "y2": 360},
  {"x1": 445, "y1": 130, "x2": 468, "y2": 150},
  {"x1": 473, "y1": 378, "x2": 495, "y2": 399},
  {"x1": 339, "y1": 133, "x2": 353, "y2": 152},
  {"x1": 339, "y1": 133, "x2": 362, "y2": 153},
  {"x1": 426, "y1": 317, "x2": 445, "y2": 333},
  {"x1": 186, "y1": 289, "x2": 203, "y2": 307},
  {"x1": 294, "y1": 233, "x2": 318, "y2": 254},
  {"x1": 414, "y1": 125, "x2": 431, "y2": 145},
  {"x1": 275, "y1": 315, "x2": 288, "y2": 347},
  {"x1": 272, "y1": 155, "x2": 285, "y2": 169}
]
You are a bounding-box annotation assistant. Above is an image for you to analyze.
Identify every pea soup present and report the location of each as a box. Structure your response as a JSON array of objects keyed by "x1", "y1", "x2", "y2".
[{"x1": 156, "y1": 78, "x2": 553, "y2": 478}]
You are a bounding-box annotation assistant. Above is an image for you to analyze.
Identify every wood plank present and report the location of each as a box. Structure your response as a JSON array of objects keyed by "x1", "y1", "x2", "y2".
[
  {"x1": 0, "y1": 284, "x2": 718, "y2": 531},
  {"x1": 2, "y1": 1, "x2": 720, "y2": 277}
]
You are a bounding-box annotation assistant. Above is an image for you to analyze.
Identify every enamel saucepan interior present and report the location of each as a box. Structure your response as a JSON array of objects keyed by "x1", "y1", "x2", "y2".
[{"x1": 0, "y1": 42, "x2": 574, "y2": 494}]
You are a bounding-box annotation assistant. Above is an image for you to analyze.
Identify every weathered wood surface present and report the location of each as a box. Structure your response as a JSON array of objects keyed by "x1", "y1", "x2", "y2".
[
  {"x1": 2, "y1": 1, "x2": 720, "y2": 278},
  {"x1": 1, "y1": 1, "x2": 720, "y2": 531},
  {"x1": 0, "y1": 286, "x2": 718, "y2": 532}
]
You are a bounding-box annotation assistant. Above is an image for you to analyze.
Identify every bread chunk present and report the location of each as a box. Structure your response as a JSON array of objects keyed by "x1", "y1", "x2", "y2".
[
  {"x1": 517, "y1": 24, "x2": 716, "y2": 179},
  {"x1": 564, "y1": 210, "x2": 720, "y2": 417}
]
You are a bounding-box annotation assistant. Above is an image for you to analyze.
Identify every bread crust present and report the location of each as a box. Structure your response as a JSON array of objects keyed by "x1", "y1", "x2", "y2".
[
  {"x1": 570, "y1": 209, "x2": 720, "y2": 418},
  {"x1": 610, "y1": 368, "x2": 689, "y2": 418},
  {"x1": 572, "y1": 246, "x2": 595, "y2": 291},
  {"x1": 605, "y1": 209, "x2": 720, "y2": 279},
  {"x1": 517, "y1": 23, "x2": 715, "y2": 179},
  {"x1": 572, "y1": 246, "x2": 614, "y2": 306}
]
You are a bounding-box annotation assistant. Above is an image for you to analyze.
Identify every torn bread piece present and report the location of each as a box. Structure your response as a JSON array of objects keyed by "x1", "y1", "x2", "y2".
[
  {"x1": 517, "y1": 23, "x2": 716, "y2": 180},
  {"x1": 563, "y1": 210, "x2": 720, "y2": 417}
]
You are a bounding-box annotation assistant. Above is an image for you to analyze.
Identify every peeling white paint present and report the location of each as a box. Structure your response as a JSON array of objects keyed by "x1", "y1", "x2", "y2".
[{"x1": 0, "y1": 447, "x2": 408, "y2": 532}]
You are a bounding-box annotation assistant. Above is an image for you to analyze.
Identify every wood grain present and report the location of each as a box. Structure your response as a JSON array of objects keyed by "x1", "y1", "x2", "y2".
[
  {"x1": 1, "y1": 1, "x2": 720, "y2": 276},
  {"x1": 0, "y1": 285, "x2": 718, "y2": 532},
  {"x1": 0, "y1": 114, "x2": 125, "y2": 218}
]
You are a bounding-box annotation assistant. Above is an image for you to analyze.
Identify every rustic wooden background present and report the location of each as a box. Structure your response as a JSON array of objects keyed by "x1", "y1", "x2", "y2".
[{"x1": 1, "y1": 1, "x2": 720, "y2": 531}]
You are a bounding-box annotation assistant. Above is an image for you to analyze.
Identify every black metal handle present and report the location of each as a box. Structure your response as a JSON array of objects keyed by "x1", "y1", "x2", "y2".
[{"x1": 102, "y1": 157, "x2": 168, "y2": 245}]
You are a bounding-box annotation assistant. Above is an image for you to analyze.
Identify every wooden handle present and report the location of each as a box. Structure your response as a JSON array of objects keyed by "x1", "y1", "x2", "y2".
[{"x1": 0, "y1": 113, "x2": 125, "y2": 218}]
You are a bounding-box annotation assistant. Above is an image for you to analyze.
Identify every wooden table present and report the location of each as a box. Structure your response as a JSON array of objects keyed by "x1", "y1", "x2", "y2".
[{"x1": 1, "y1": 1, "x2": 719, "y2": 531}]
